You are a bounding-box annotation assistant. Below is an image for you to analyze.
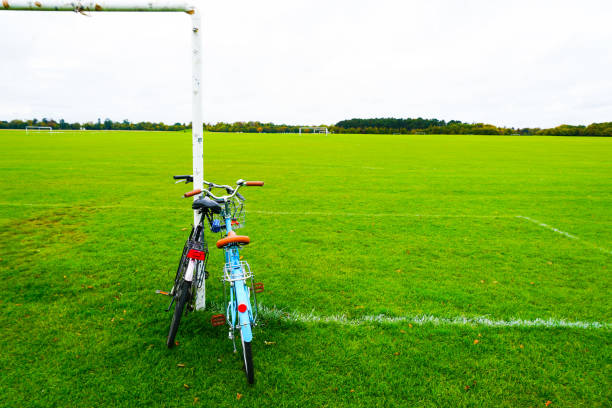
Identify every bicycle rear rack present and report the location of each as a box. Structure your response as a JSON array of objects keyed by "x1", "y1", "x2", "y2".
[{"x1": 222, "y1": 261, "x2": 253, "y2": 283}]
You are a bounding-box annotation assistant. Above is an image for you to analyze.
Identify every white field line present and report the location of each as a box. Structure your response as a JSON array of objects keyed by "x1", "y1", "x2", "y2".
[
  {"x1": 249, "y1": 210, "x2": 513, "y2": 218},
  {"x1": 0, "y1": 203, "x2": 513, "y2": 218},
  {"x1": 208, "y1": 303, "x2": 609, "y2": 330},
  {"x1": 517, "y1": 215, "x2": 612, "y2": 255}
]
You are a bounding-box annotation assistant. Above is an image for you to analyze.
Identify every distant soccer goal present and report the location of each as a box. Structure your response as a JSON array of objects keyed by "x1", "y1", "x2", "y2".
[
  {"x1": 299, "y1": 126, "x2": 329, "y2": 135},
  {"x1": 25, "y1": 126, "x2": 52, "y2": 133}
]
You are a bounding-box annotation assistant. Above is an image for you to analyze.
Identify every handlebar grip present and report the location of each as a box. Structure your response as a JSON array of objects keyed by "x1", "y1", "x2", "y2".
[
  {"x1": 183, "y1": 189, "x2": 202, "y2": 198},
  {"x1": 246, "y1": 181, "x2": 264, "y2": 186}
]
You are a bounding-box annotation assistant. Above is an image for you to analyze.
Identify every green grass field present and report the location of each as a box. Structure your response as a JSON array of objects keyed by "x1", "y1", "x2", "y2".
[{"x1": 1, "y1": 130, "x2": 610, "y2": 407}]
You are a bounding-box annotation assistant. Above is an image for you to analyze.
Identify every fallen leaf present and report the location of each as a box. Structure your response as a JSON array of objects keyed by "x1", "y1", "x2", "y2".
[
  {"x1": 87, "y1": 286, "x2": 93, "y2": 289},
  {"x1": 264, "y1": 341, "x2": 276, "y2": 345},
  {"x1": 478, "y1": 333, "x2": 482, "y2": 337},
  {"x1": 408, "y1": 324, "x2": 413, "y2": 329},
  {"x1": 547, "y1": 261, "x2": 552, "y2": 265},
  {"x1": 520, "y1": 344, "x2": 524, "y2": 349},
  {"x1": 181, "y1": 228, "x2": 188, "y2": 231},
  {"x1": 123, "y1": 310, "x2": 126, "y2": 314},
  {"x1": 194, "y1": 397, "x2": 199, "y2": 403},
  {"x1": 183, "y1": 384, "x2": 190, "y2": 389},
  {"x1": 236, "y1": 393, "x2": 243, "y2": 400},
  {"x1": 480, "y1": 280, "x2": 485, "y2": 284},
  {"x1": 177, "y1": 363, "x2": 185, "y2": 367},
  {"x1": 464, "y1": 385, "x2": 470, "y2": 391},
  {"x1": 350, "y1": 389, "x2": 355, "y2": 393},
  {"x1": 395, "y1": 269, "x2": 402, "y2": 273},
  {"x1": 545, "y1": 401, "x2": 552, "y2": 407},
  {"x1": 492, "y1": 281, "x2": 498, "y2": 284},
  {"x1": 175, "y1": 341, "x2": 180, "y2": 346},
  {"x1": 355, "y1": 305, "x2": 364, "y2": 309},
  {"x1": 53, "y1": 337, "x2": 59, "y2": 342},
  {"x1": 393, "y1": 352, "x2": 400, "y2": 356},
  {"x1": 400, "y1": 329, "x2": 406, "y2": 334},
  {"x1": 530, "y1": 282, "x2": 535, "y2": 285},
  {"x1": 473, "y1": 339, "x2": 479, "y2": 345}
]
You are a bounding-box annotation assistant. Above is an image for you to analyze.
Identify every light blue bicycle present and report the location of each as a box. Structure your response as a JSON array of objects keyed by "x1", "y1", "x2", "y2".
[{"x1": 181, "y1": 178, "x2": 264, "y2": 384}]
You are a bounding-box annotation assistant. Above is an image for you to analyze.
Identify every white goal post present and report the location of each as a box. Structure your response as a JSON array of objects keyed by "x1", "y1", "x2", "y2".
[
  {"x1": 1, "y1": 0, "x2": 204, "y2": 224},
  {"x1": 299, "y1": 126, "x2": 329, "y2": 135},
  {"x1": 25, "y1": 126, "x2": 53, "y2": 133}
]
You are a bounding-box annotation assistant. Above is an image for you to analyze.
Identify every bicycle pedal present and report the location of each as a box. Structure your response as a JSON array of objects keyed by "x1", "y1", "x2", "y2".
[
  {"x1": 254, "y1": 282, "x2": 264, "y2": 293},
  {"x1": 211, "y1": 314, "x2": 226, "y2": 327},
  {"x1": 156, "y1": 290, "x2": 171, "y2": 296}
]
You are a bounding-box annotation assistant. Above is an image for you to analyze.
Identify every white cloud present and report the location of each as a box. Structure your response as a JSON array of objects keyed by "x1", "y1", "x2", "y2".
[{"x1": 0, "y1": 0, "x2": 610, "y2": 127}]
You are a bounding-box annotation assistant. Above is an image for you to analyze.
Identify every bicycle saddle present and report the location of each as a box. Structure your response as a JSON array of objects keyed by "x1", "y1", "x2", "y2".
[
  {"x1": 192, "y1": 197, "x2": 222, "y2": 214},
  {"x1": 216, "y1": 231, "x2": 250, "y2": 248}
]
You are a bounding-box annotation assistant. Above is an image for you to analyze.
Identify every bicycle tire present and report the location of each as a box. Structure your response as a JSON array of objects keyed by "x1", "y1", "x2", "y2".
[
  {"x1": 167, "y1": 280, "x2": 190, "y2": 348},
  {"x1": 240, "y1": 334, "x2": 254, "y2": 384}
]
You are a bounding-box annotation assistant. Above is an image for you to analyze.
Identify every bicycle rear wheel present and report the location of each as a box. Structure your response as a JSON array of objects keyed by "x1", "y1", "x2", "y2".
[
  {"x1": 240, "y1": 333, "x2": 254, "y2": 384},
  {"x1": 167, "y1": 280, "x2": 190, "y2": 348}
]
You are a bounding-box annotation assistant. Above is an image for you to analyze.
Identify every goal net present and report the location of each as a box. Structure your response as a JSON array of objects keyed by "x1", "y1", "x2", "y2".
[
  {"x1": 299, "y1": 126, "x2": 329, "y2": 135},
  {"x1": 25, "y1": 126, "x2": 53, "y2": 133}
]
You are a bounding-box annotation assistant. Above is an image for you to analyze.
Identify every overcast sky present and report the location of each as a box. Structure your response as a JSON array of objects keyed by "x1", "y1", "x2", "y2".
[{"x1": 1, "y1": 0, "x2": 611, "y2": 128}]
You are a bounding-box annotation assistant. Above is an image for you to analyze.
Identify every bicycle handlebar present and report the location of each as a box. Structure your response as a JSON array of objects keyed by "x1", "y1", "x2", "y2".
[
  {"x1": 183, "y1": 189, "x2": 202, "y2": 198},
  {"x1": 182, "y1": 179, "x2": 264, "y2": 200}
]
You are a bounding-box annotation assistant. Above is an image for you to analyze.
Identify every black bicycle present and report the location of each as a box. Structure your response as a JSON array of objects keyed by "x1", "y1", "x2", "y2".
[{"x1": 158, "y1": 175, "x2": 213, "y2": 348}]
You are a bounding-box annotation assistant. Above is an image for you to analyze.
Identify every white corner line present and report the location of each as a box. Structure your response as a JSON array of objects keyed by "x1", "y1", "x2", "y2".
[
  {"x1": 516, "y1": 215, "x2": 611, "y2": 255},
  {"x1": 220, "y1": 303, "x2": 609, "y2": 330}
]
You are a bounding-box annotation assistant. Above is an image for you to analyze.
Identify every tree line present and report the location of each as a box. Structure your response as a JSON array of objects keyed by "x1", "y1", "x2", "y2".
[
  {"x1": 0, "y1": 118, "x2": 188, "y2": 132},
  {"x1": 332, "y1": 118, "x2": 612, "y2": 136},
  {"x1": 1, "y1": 117, "x2": 611, "y2": 136}
]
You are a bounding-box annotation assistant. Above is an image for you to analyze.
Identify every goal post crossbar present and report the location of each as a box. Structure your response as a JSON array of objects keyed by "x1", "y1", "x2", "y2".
[
  {"x1": 0, "y1": 1, "x2": 194, "y2": 13},
  {"x1": 1, "y1": 0, "x2": 203, "y2": 224},
  {"x1": 26, "y1": 126, "x2": 52, "y2": 132},
  {"x1": 299, "y1": 126, "x2": 329, "y2": 135}
]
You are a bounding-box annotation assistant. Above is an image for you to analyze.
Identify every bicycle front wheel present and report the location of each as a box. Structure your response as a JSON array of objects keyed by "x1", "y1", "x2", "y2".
[
  {"x1": 167, "y1": 280, "x2": 190, "y2": 348},
  {"x1": 240, "y1": 333, "x2": 254, "y2": 384}
]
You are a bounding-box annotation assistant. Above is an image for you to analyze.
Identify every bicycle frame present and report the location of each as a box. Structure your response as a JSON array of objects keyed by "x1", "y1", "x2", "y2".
[
  {"x1": 169, "y1": 211, "x2": 208, "y2": 311},
  {"x1": 220, "y1": 200, "x2": 256, "y2": 345}
]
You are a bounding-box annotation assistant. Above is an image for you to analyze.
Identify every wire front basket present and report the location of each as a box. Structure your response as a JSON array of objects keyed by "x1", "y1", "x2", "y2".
[
  {"x1": 228, "y1": 198, "x2": 246, "y2": 229},
  {"x1": 207, "y1": 197, "x2": 245, "y2": 233}
]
